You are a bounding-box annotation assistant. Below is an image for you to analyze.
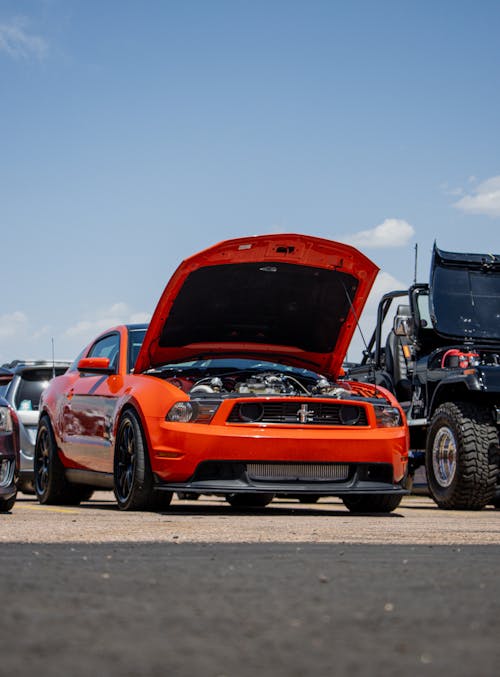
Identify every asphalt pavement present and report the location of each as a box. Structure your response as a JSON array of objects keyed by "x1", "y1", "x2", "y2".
[{"x1": 1, "y1": 495, "x2": 499, "y2": 677}]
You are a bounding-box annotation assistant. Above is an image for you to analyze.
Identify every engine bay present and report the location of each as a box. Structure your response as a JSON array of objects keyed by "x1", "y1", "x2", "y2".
[
  {"x1": 145, "y1": 357, "x2": 397, "y2": 403},
  {"x1": 147, "y1": 361, "x2": 360, "y2": 399}
]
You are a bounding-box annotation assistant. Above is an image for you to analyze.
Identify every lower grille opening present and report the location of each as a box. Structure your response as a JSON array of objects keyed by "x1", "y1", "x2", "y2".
[
  {"x1": 190, "y1": 461, "x2": 351, "y2": 483},
  {"x1": 247, "y1": 462, "x2": 350, "y2": 482}
]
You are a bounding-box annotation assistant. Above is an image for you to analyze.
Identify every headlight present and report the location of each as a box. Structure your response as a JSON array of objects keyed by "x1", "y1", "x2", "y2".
[
  {"x1": 373, "y1": 405, "x2": 402, "y2": 428},
  {"x1": 0, "y1": 406, "x2": 13, "y2": 433},
  {"x1": 165, "y1": 400, "x2": 220, "y2": 424},
  {"x1": 166, "y1": 402, "x2": 194, "y2": 423}
]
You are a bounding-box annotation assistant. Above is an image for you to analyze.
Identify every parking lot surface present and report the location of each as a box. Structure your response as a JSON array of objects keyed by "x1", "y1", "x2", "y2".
[
  {"x1": 2, "y1": 492, "x2": 500, "y2": 544},
  {"x1": 1, "y1": 494, "x2": 499, "y2": 677}
]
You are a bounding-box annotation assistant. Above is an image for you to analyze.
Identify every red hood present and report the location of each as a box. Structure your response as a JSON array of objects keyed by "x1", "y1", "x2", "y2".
[{"x1": 134, "y1": 234, "x2": 378, "y2": 377}]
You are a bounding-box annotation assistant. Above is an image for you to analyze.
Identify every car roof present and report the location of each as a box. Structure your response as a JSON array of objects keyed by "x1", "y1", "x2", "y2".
[{"x1": 0, "y1": 360, "x2": 71, "y2": 374}]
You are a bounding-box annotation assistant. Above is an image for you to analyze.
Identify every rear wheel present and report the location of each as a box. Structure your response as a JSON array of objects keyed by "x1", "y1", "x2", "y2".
[
  {"x1": 342, "y1": 494, "x2": 403, "y2": 513},
  {"x1": 34, "y1": 417, "x2": 94, "y2": 505},
  {"x1": 226, "y1": 493, "x2": 274, "y2": 509},
  {"x1": 114, "y1": 410, "x2": 172, "y2": 511},
  {"x1": 426, "y1": 402, "x2": 498, "y2": 510}
]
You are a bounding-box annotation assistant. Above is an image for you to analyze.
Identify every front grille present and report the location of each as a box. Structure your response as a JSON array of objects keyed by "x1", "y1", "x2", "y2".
[
  {"x1": 227, "y1": 401, "x2": 368, "y2": 425},
  {"x1": 246, "y1": 462, "x2": 350, "y2": 482}
]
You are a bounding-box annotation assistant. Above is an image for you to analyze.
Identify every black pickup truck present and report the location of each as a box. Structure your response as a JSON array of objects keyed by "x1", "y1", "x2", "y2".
[{"x1": 348, "y1": 244, "x2": 500, "y2": 510}]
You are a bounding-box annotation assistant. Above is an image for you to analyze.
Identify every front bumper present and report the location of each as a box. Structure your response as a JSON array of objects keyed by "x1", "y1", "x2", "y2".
[
  {"x1": 147, "y1": 418, "x2": 409, "y2": 485},
  {"x1": 154, "y1": 461, "x2": 408, "y2": 497}
]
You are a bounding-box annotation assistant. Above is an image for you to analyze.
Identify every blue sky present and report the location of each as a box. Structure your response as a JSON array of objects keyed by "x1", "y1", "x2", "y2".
[{"x1": 1, "y1": 0, "x2": 499, "y2": 364}]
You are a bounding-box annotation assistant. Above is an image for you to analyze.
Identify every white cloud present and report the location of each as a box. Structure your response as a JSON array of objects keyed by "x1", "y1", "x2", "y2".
[
  {"x1": 0, "y1": 17, "x2": 48, "y2": 60},
  {"x1": 453, "y1": 175, "x2": 500, "y2": 217},
  {"x1": 342, "y1": 218, "x2": 415, "y2": 249},
  {"x1": 0, "y1": 311, "x2": 29, "y2": 339},
  {"x1": 64, "y1": 303, "x2": 151, "y2": 339}
]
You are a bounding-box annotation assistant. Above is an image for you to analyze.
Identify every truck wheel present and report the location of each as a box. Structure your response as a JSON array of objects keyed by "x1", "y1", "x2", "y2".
[
  {"x1": 426, "y1": 402, "x2": 498, "y2": 510},
  {"x1": 342, "y1": 494, "x2": 403, "y2": 513}
]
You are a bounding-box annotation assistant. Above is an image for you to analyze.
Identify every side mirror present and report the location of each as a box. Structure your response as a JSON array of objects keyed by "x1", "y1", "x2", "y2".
[
  {"x1": 394, "y1": 316, "x2": 411, "y2": 337},
  {"x1": 77, "y1": 357, "x2": 115, "y2": 375}
]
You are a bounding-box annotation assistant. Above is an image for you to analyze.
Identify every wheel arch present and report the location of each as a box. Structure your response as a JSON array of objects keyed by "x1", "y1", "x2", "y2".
[
  {"x1": 113, "y1": 399, "x2": 153, "y2": 456},
  {"x1": 429, "y1": 380, "x2": 478, "y2": 416}
]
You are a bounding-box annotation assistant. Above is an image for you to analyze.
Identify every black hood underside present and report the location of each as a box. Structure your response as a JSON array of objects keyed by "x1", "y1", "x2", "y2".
[{"x1": 430, "y1": 245, "x2": 500, "y2": 342}]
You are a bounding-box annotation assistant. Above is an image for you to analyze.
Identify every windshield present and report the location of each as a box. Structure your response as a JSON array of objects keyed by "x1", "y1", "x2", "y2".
[{"x1": 431, "y1": 265, "x2": 500, "y2": 340}]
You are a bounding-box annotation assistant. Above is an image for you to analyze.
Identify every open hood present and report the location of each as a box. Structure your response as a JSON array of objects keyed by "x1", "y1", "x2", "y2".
[
  {"x1": 430, "y1": 244, "x2": 500, "y2": 343},
  {"x1": 134, "y1": 234, "x2": 378, "y2": 377}
]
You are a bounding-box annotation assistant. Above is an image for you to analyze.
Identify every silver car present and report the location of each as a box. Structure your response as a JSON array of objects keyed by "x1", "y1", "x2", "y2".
[{"x1": 0, "y1": 361, "x2": 70, "y2": 493}]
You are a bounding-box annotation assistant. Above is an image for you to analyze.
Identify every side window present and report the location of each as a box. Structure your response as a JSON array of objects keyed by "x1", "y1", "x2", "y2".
[
  {"x1": 416, "y1": 292, "x2": 431, "y2": 328},
  {"x1": 127, "y1": 327, "x2": 147, "y2": 373},
  {"x1": 88, "y1": 334, "x2": 120, "y2": 371}
]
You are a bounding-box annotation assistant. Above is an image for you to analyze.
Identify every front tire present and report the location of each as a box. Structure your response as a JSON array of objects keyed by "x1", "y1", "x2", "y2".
[
  {"x1": 114, "y1": 410, "x2": 172, "y2": 511},
  {"x1": 426, "y1": 402, "x2": 498, "y2": 510},
  {"x1": 34, "y1": 417, "x2": 94, "y2": 505},
  {"x1": 342, "y1": 494, "x2": 403, "y2": 513}
]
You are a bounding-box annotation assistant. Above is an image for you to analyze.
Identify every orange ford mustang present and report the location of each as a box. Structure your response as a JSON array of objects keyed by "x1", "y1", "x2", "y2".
[{"x1": 35, "y1": 234, "x2": 409, "y2": 512}]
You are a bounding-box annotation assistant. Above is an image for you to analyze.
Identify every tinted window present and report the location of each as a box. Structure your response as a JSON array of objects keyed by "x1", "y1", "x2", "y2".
[
  {"x1": 89, "y1": 334, "x2": 120, "y2": 370},
  {"x1": 14, "y1": 368, "x2": 67, "y2": 411},
  {"x1": 128, "y1": 327, "x2": 147, "y2": 372}
]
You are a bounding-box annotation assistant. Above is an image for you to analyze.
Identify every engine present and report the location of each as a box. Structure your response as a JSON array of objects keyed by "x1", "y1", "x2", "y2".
[{"x1": 189, "y1": 371, "x2": 352, "y2": 398}]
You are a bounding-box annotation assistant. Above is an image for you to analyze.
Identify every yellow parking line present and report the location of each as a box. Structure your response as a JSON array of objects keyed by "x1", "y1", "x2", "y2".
[{"x1": 16, "y1": 504, "x2": 79, "y2": 514}]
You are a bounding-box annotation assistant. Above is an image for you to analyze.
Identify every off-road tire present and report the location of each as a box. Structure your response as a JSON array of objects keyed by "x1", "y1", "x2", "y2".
[
  {"x1": 342, "y1": 494, "x2": 403, "y2": 513},
  {"x1": 226, "y1": 493, "x2": 274, "y2": 509},
  {"x1": 426, "y1": 401, "x2": 498, "y2": 510},
  {"x1": 34, "y1": 417, "x2": 94, "y2": 505},
  {"x1": 0, "y1": 495, "x2": 16, "y2": 512},
  {"x1": 114, "y1": 410, "x2": 172, "y2": 511}
]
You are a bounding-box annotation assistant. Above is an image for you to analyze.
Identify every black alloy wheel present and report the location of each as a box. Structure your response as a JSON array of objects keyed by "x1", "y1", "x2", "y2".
[
  {"x1": 114, "y1": 410, "x2": 172, "y2": 511},
  {"x1": 34, "y1": 417, "x2": 93, "y2": 505}
]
